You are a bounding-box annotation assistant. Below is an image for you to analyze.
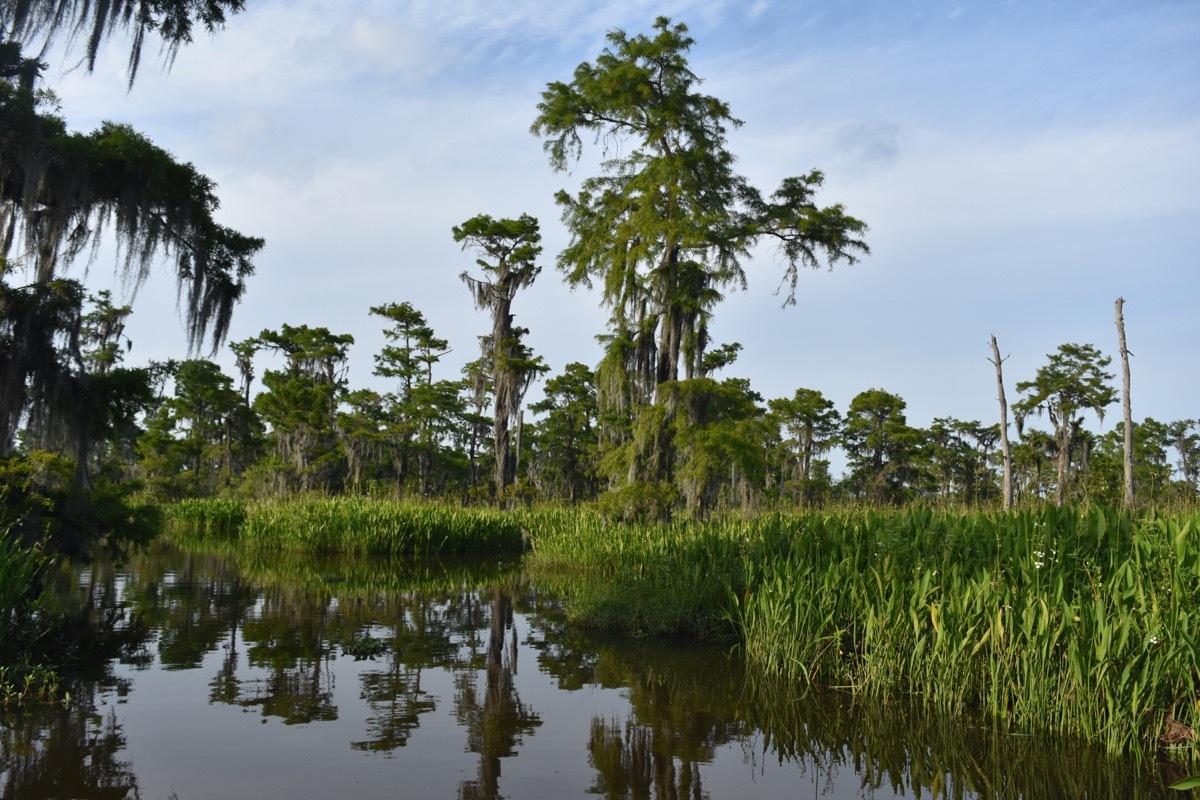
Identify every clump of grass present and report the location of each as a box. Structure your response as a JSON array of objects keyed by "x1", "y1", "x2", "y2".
[
  {"x1": 735, "y1": 507, "x2": 1200, "y2": 758},
  {"x1": 0, "y1": 532, "x2": 68, "y2": 706},
  {"x1": 167, "y1": 497, "x2": 247, "y2": 541},
  {"x1": 523, "y1": 510, "x2": 748, "y2": 638},
  {"x1": 166, "y1": 496, "x2": 523, "y2": 555}
]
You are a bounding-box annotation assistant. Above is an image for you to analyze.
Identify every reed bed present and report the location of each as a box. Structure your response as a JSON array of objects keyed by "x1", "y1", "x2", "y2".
[
  {"x1": 527, "y1": 506, "x2": 1200, "y2": 758},
  {"x1": 165, "y1": 496, "x2": 523, "y2": 555},
  {"x1": 167, "y1": 497, "x2": 247, "y2": 540},
  {"x1": 523, "y1": 509, "x2": 748, "y2": 637}
]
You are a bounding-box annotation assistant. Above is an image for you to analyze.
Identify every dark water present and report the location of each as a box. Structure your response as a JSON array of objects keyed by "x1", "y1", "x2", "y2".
[{"x1": 0, "y1": 544, "x2": 1187, "y2": 799}]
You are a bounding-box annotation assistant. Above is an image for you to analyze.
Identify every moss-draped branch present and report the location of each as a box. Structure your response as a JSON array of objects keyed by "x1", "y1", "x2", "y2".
[
  {"x1": 1, "y1": 82, "x2": 262, "y2": 353},
  {"x1": 2, "y1": 0, "x2": 247, "y2": 85}
]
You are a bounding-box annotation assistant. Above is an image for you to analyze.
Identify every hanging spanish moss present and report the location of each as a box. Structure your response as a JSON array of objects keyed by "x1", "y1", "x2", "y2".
[
  {"x1": 0, "y1": 272, "x2": 84, "y2": 451},
  {"x1": 1, "y1": 0, "x2": 248, "y2": 85},
  {"x1": 0, "y1": 77, "x2": 262, "y2": 353},
  {"x1": 453, "y1": 213, "x2": 547, "y2": 500}
]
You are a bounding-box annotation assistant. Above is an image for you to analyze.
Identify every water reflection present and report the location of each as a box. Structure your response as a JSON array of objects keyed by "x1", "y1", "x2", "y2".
[
  {"x1": 456, "y1": 590, "x2": 542, "y2": 799},
  {"x1": 0, "y1": 705, "x2": 137, "y2": 799},
  {"x1": 0, "y1": 544, "x2": 1186, "y2": 799}
]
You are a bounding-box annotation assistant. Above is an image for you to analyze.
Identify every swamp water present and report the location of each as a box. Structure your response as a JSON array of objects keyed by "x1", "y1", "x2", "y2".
[{"x1": 0, "y1": 544, "x2": 1186, "y2": 799}]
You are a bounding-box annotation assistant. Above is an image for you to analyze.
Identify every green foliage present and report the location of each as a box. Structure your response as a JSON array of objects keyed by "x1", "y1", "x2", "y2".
[
  {"x1": 1083, "y1": 418, "x2": 1181, "y2": 507},
  {"x1": 528, "y1": 362, "x2": 599, "y2": 504},
  {"x1": 366, "y1": 302, "x2": 465, "y2": 496},
  {"x1": 841, "y1": 388, "x2": 922, "y2": 504},
  {"x1": 1015, "y1": 343, "x2": 1117, "y2": 507},
  {"x1": 923, "y1": 417, "x2": 998, "y2": 506},
  {"x1": 596, "y1": 480, "x2": 680, "y2": 524},
  {"x1": 138, "y1": 358, "x2": 263, "y2": 499},
  {"x1": 528, "y1": 505, "x2": 1200, "y2": 758},
  {"x1": 1169, "y1": 774, "x2": 1200, "y2": 790},
  {"x1": 0, "y1": 517, "x2": 69, "y2": 707},
  {"x1": 0, "y1": 274, "x2": 87, "y2": 453},
  {"x1": 251, "y1": 324, "x2": 354, "y2": 494},
  {"x1": 0, "y1": 662, "x2": 63, "y2": 706},
  {"x1": 663, "y1": 377, "x2": 766, "y2": 517},
  {"x1": 0, "y1": 451, "x2": 158, "y2": 558},
  {"x1": 768, "y1": 387, "x2": 841, "y2": 507},
  {"x1": 531, "y1": 17, "x2": 867, "y2": 512},
  {"x1": 0, "y1": 528, "x2": 51, "y2": 656},
  {"x1": 524, "y1": 510, "x2": 740, "y2": 638},
  {"x1": 0, "y1": 82, "x2": 262, "y2": 352},
  {"x1": 735, "y1": 507, "x2": 1200, "y2": 758},
  {"x1": 166, "y1": 496, "x2": 246, "y2": 539},
  {"x1": 454, "y1": 213, "x2": 547, "y2": 498},
  {"x1": 165, "y1": 496, "x2": 524, "y2": 555}
]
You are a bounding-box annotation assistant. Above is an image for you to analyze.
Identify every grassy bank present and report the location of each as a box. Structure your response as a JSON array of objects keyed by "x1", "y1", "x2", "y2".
[
  {"x1": 166, "y1": 496, "x2": 524, "y2": 555},
  {"x1": 527, "y1": 505, "x2": 1200, "y2": 758}
]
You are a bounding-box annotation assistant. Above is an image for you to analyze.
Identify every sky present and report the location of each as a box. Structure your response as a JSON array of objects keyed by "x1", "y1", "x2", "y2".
[{"x1": 27, "y1": 0, "x2": 1200, "y2": 467}]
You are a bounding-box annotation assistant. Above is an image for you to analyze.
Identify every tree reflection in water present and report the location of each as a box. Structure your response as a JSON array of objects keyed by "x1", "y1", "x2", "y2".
[
  {"x1": 589, "y1": 718, "x2": 706, "y2": 800},
  {"x1": 456, "y1": 587, "x2": 542, "y2": 800},
  {"x1": 525, "y1": 608, "x2": 1184, "y2": 800},
  {"x1": 235, "y1": 584, "x2": 339, "y2": 724},
  {"x1": 0, "y1": 693, "x2": 138, "y2": 799},
  {"x1": 353, "y1": 662, "x2": 436, "y2": 754}
]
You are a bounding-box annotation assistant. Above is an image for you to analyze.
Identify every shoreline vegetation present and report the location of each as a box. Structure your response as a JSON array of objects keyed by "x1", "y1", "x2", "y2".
[{"x1": 158, "y1": 496, "x2": 1200, "y2": 762}]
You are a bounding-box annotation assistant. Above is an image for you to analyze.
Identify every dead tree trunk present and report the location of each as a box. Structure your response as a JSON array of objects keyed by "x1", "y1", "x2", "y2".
[
  {"x1": 1115, "y1": 297, "x2": 1134, "y2": 507},
  {"x1": 989, "y1": 335, "x2": 1014, "y2": 511}
]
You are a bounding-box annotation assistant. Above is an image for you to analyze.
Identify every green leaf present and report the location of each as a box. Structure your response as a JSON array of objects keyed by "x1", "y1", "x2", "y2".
[{"x1": 1168, "y1": 774, "x2": 1200, "y2": 790}]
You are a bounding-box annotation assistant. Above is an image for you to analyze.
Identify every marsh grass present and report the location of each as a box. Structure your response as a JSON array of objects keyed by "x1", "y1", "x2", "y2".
[
  {"x1": 166, "y1": 496, "x2": 523, "y2": 555},
  {"x1": 741, "y1": 674, "x2": 1179, "y2": 800},
  {"x1": 523, "y1": 509, "x2": 748, "y2": 638},
  {"x1": 168, "y1": 497, "x2": 246, "y2": 540},
  {"x1": 527, "y1": 505, "x2": 1200, "y2": 758}
]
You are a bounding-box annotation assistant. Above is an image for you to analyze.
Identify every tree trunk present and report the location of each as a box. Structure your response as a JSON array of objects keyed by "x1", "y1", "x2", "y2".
[
  {"x1": 1053, "y1": 424, "x2": 1070, "y2": 508},
  {"x1": 493, "y1": 397, "x2": 510, "y2": 499},
  {"x1": 989, "y1": 335, "x2": 1014, "y2": 511},
  {"x1": 1115, "y1": 297, "x2": 1134, "y2": 507}
]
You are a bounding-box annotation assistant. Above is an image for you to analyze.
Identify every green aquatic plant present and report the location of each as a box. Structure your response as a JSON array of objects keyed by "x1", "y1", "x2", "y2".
[
  {"x1": 343, "y1": 635, "x2": 390, "y2": 661},
  {"x1": 165, "y1": 496, "x2": 523, "y2": 555},
  {"x1": 168, "y1": 497, "x2": 247, "y2": 540},
  {"x1": 528, "y1": 505, "x2": 1200, "y2": 759},
  {"x1": 0, "y1": 663, "x2": 66, "y2": 706}
]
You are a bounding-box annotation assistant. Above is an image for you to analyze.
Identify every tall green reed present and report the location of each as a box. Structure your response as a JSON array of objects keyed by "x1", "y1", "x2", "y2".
[
  {"x1": 731, "y1": 507, "x2": 1199, "y2": 757},
  {"x1": 166, "y1": 496, "x2": 523, "y2": 555},
  {"x1": 528, "y1": 505, "x2": 1199, "y2": 758}
]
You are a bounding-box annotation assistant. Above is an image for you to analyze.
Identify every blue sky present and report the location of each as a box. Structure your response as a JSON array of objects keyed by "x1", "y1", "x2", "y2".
[{"x1": 36, "y1": 0, "x2": 1200, "y2": 468}]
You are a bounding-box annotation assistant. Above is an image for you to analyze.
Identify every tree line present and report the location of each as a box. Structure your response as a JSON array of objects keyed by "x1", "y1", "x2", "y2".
[{"x1": 6, "y1": 281, "x2": 1194, "y2": 517}]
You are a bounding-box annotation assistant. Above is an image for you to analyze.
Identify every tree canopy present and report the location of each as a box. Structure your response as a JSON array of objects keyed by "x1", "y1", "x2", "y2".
[
  {"x1": 1015, "y1": 343, "x2": 1116, "y2": 506},
  {"x1": 532, "y1": 16, "x2": 869, "y2": 399}
]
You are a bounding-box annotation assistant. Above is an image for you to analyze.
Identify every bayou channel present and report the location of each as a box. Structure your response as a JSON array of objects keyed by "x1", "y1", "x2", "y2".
[{"x1": 0, "y1": 541, "x2": 1185, "y2": 799}]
